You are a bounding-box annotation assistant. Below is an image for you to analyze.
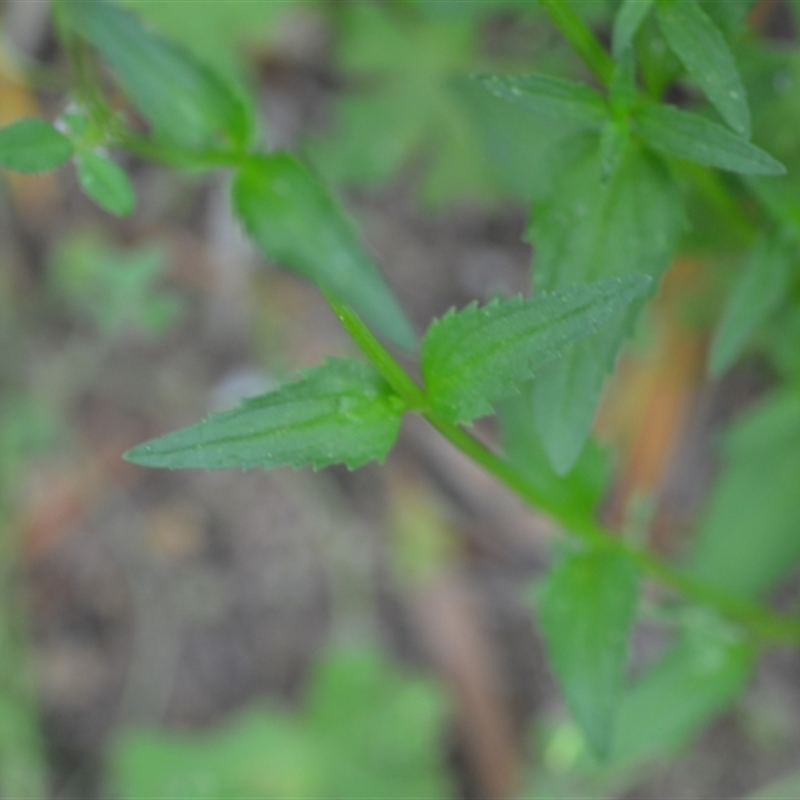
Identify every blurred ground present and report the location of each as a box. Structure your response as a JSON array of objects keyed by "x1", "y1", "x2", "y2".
[{"x1": 1, "y1": 2, "x2": 799, "y2": 799}]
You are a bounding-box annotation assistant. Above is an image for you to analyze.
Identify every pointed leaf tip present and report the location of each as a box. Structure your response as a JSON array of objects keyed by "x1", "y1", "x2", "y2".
[
  {"x1": 538, "y1": 549, "x2": 639, "y2": 759},
  {"x1": 233, "y1": 154, "x2": 416, "y2": 350},
  {"x1": 636, "y1": 103, "x2": 784, "y2": 176},
  {"x1": 657, "y1": 0, "x2": 751, "y2": 138},
  {"x1": 472, "y1": 71, "x2": 608, "y2": 130},
  {"x1": 421, "y1": 275, "x2": 651, "y2": 425},
  {"x1": 124, "y1": 359, "x2": 405, "y2": 472}
]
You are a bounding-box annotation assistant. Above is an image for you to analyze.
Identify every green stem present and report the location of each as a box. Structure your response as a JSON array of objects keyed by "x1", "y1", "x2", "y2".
[
  {"x1": 431, "y1": 415, "x2": 798, "y2": 643},
  {"x1": 326, "y1": 292, "x2": 427, "y2": 410},
  {"x1": 61, "y1": 28, "x2": 247, "y2": 171},
  {"x1": 331, "y1": 297, "x2": 800, "y2": 645},
  {"x1": 539, "y1": 0, "x2": 616, "y2": 87},
  {"x1": 116, "y1": 130, "x2": 249, "y2": 170}
]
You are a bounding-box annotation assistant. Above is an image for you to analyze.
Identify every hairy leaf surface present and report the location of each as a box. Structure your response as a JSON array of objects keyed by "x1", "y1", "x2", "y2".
[
  {"x1": 421, "y1": 275, "x2": 651, "y2": 425},
  {"x1": 528, "y1": 146, "x2": 682, "y2": 474},
  {"x1": 709, "y1": 233, "x2": 793, "y2": 376},
  {"x1": 76, "y1": 151, "x2": 136, "y2": 216},
  {"x1": 63, "y1": 0, "x2": 252, "y2": 149},
  {"x1": 233, "y1": 154, "x2": 416, "y2": 350},
  {"x1": 124, "y1": 360, "x2": 404, "y2": 471},
  {"x1": 0, "y1": 118, "x2": 73, "y2": 173},
  {"x1": 657, "y1": 0, "x2": 750, "y2": 137},
  {"x1": 472, "y1": 73, "x2": 608, "y2": 129},
  {"x1": 537, "y1": 548, "x2": 639, "y2": 758},
  {"x1": 635, "y1": 103, "x2": 785, "y2": 175}
]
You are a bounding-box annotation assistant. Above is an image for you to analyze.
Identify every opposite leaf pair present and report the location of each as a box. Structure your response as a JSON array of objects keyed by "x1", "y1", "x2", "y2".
[
  {"x1": 124, "y1": 274, "x2": 651, "y2": 471},
  {"x1": 0, "y1": 116, "x2": 134, "y2": 216}
]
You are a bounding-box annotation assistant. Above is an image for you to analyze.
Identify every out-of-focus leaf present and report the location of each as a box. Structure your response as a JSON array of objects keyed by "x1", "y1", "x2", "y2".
[
  {"x1": 612, "y1": 0, "x2": 655, "y2": 56},
  {"x1": 609, "y1": 625, "x2": 754, "y2": 767},
  {"x1": 635, "y1": 102, "x2": 785, "y2": 175},
  {"x1": 0, "y1": 118, "x2": 73, "y2": 173},
  {"x1": 114, "y1": 649, "x2": 448, "y2": 800},
  {"x1": 76, "y1": 151, "x2": 136, "y2": 216},
  {"x1": 306, "y1": 3, "x2": 495, "y2": 206},
  {"x1": 701, "y1": 0, "x2": 757, "y2": 36},
  {"x1": 124, "y1": 359, "x2": 404, "y2": 471},
  {"x1": 609, "y1": 47, "x2": 637, "y2": 112},
  {"x1": 116, "y1": 712, "x2": 317, "y2": 800},
  {"x1": 499, "y1": 391, "x2": 611, "y2": 522},
  {"x1": 307, "y1": 651, "x2": 448, "y2": 798},
  {"x1": 472, "y1": 73, "x2": 607, "y2": 128},
  {"x1": 233, "y1": 154, "x2": 415, "y2": 349},
  {"x1": 410, "y1": 0, "x2": 537, "y2": 19},
  {"x1": 537, "y1": 548, "x2": 639, "y2": 758},
  {"x1": 599, "y1": 119, "x2": 631, "y2": 181},
  {"x1": 0, "y1": 680, "x2": 48, "y2": 800},
  {"x1": 686, "y1": 391, "x2": 800, "y2": 597},
  {"x1": 657, "y1": 0, "x2": 750, "y2": 137},
  {"x1": 50, "y1": 235, "x2": 180, "y2": 338},
  {"x1": 528, "y1": 145, "x2": 682, "y2": 474},
  {"x1": 709, "y1": 233, "x2": 793, "y2": 376},
  {"x1": 455, "y1": 78, "x2": 590, "y2": 203},
  {"x1": 746, "y1": 770, "x2": 800, "y2": 800},
  {"x1": 63, "y1": 0, "x2": 253, "y2": 150},
  {"x1": 421, "y1": 276, "x2": 651, "y2": 425},
  {"x1": 121, "y1": 0, "x2": 298, "y2": 85},
  {"x1": 761, "y1": 303, "x2": 800, "y2": 381}
]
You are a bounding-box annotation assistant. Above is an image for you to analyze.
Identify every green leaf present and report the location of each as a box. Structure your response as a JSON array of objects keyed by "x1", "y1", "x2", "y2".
[
  {"x1": 0, "y1": 118, "x2": 73, "y2": 173},
  {"x1": 120, "y1": 0, "x2": 298, "y2": 86},
  {"x1": 233, "y1": 154, "x2": 416, "y2": 350},
  {"x1": 599, "y1": 119, "x2": 631, "y2": 181},
  {"x1": 612, "y1": 0, "x2": 655, "y2": 57},
  {"x1": 117, "y1": 712, "x2": 317, "y2": 800},
  {"x1": 421, "y1": 275, "x2": 651, "y2": 425},
  {"x1": 686, "y1": 391, "x2": 800, "y2": 597},
  {"x1": 746, "y1": 771, "x2": 800, "y2": 800},
  {"x1": 76, "y1": 150, "x2": 136, "y2": 216},
  {"x1": 62, "y1": 0, "x2": 252, "y2": 150},
  {"x1": 709, "y1": 233, "x2": 793, "y2": 376},
  {"x1": 114, "y1": 649, "x2": 448, "y2": 800},
  {"x1": 657, "y1": 0, "x2": 750, "y2": 137},
  {"x1": 124, "y1": 359, "x2": 404, "y2": 471},
  {"x1": 609, "y1": 47, "x2": 638, "y2": 113},
  {"x1": 609, "y1": 625, "x2": 754, "y2": 767},
  {"x1": 635, "y1": 102, "x2": 785, "y2": 175},
  {"x1": 499, "y1": 391, "x2": 611, "y2": 522},
  {"x1": 307, "y1": 651, "x2": 448, "y2": 799},
  {"x1": 455, "y1": 77, "x2": 591, "y2": 203},
  {"x1": 701, "y1": 0, "x2": 757, "y2": 36},
  {"x1": 537, "y1": 548, "x2": 639, "y2": 759},
  {"x1": 51, "y1": 235, "x2": 180, "y2": 338},
  {"x1": 528, "y1": 145, "x2": 683, "y2": 474},
  {"x1": 472, "y1": 73, "x2": 608, "y2": 129},
  {"x1": 305, "y1": 4, "x2": 496, "y2": 206}
]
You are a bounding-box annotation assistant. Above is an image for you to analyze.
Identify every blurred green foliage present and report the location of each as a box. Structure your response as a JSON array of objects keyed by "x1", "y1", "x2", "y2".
[
  {"x1": 1, "y1": 0, "x2": 800, "y2": 797},
  {"x1": 113, "y1": 650, "x2": 450, "y2": 800},
  {"x1": 50, "y1": 234, "x2": 182, "y2": 339}
]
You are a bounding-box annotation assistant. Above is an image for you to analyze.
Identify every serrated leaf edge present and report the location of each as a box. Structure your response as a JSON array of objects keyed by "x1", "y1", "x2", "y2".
[{"x1": 124, "y1": 358, "x2": 405, "y2": 472}]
